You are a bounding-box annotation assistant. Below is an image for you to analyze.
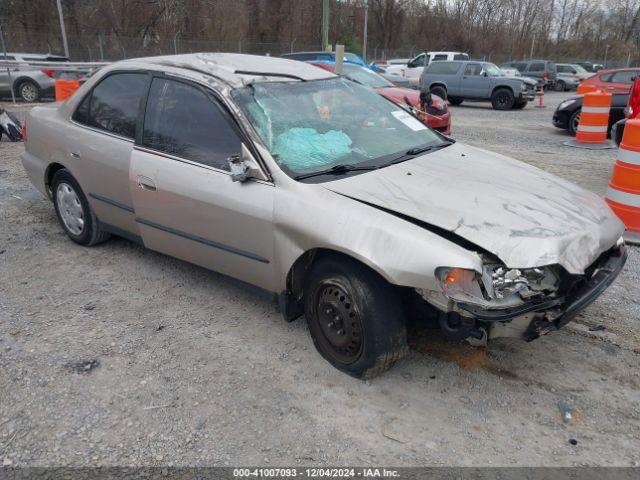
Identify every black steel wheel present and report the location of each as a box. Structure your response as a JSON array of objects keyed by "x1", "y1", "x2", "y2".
[
  {"x1": 304, "y1": 255, "x2": 408, "y2": 379},
  {"x1": 491, "y1": 88, "x2": 515, "y2": 110},
  {"x1": 314, "y1": 280, "x2": 364, "y2": 364}
]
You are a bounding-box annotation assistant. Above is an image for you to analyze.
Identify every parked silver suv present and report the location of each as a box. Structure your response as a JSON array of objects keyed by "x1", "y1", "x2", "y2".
[
  {"x1": 421, "y1": 60, "x2": 538, "y2": 110},
  {"x1": 0, "y1": 53, "x2": 69, "y2": 102}
]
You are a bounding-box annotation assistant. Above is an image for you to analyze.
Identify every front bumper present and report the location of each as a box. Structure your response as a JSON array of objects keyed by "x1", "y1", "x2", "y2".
[
  {"x1": 457, "y1": 243, "x2": 627, "y2": 340},
  {"x1": 552, "y1": 108, "x2": 571, "y2": 129}
]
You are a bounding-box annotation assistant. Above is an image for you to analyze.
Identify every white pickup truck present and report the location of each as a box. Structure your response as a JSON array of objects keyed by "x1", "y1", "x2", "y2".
[{"x1": 384, "y1": 51, "x2": 469, "y2": 86}]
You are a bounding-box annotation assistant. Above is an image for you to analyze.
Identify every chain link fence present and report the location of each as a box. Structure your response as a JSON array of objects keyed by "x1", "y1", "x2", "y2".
[{"x1": 3, "y1": 31, "x2": 638, "y2": 69}]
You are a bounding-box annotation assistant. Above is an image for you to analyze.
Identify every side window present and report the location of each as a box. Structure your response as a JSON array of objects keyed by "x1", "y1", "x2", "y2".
[
  {"x1": 72, "y1": 92, "x2": 91, "y2": 124},
  {"x1": 513, "y1": 62, "x2": 527, "y2": 71},
  {"x1": 432, "y1": 54, "x2": 448, "y2": 61},
  {"x1": 599, "y1": 72, "x2": 613, "y2": 82},
  {"x1": 78, "y1": 73, "x2": 147, "y2": 139},
  {"x1": 464, "y1": 63, "x2": 483, "y2": 76},
  {"x1": 142, "y1": 78, "x2": 241, "y2": 171},
  {"x1": 409, "y1": 54, "x2": 425, "y2": 68},
  {"x1": 528, "y1": 62, "x2": 544, "y2": 72},
  {"x1": 557, "y1": 65, "x2": 568, "y2": 73},
  {"x1": 453, "y1": 53, "x2": 469, "y2": 61},
  {"x1": 611, "y1": 70, "x2": 637, "y2": 84}
]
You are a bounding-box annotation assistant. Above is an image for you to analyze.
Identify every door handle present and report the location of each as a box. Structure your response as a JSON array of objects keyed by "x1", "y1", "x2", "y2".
[{"x1": 136, "y1": 176, "x2": 157, "y2": 192}]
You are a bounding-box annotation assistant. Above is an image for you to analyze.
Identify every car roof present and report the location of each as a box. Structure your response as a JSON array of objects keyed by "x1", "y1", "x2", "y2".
[
  {"x1": 114, "y1": 53, "x2": 335, "y2": 87},
  {"x1": 596, "y1": 67, "x2": 640, "y2": 73}
]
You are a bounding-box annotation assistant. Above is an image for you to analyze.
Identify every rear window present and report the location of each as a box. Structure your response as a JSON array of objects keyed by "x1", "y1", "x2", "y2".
[
  {"x1": 453, "y1": 53, "x2": 469, "y2": 61},
  {"x1": 425, "y1": 61, "x2": 461, "y2": 75}
]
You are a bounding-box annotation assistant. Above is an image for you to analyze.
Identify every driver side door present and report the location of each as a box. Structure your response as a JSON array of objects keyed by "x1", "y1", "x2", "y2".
[
  {"x1": 129, "y1": 75, "x2": 276, "y2": 291},
  {"x1": 460, "y1": 63, "x2": 491, "y2": 98}
]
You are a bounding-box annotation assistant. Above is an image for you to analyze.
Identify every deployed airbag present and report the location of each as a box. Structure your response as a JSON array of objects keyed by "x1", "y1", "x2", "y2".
[{"x1": 273, "y1": 128, "x2": 352, "y2": 171}]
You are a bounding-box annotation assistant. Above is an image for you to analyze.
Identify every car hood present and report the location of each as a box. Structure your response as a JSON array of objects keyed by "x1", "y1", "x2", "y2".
[
  {"x1": 503, "y1": 75, "x2": 538, "y2": 86},
  {"x1": 322, "y1": 143, "x2": 624, "y2": 274}
]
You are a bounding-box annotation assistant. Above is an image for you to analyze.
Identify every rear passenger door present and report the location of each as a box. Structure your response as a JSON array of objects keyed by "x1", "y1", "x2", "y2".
[
  {"x1": 68, "y1": 71, "x2": 149, "y2": 236},
  {"x1": 129, "y1": 76, "x2": 276, "y2": 290}
]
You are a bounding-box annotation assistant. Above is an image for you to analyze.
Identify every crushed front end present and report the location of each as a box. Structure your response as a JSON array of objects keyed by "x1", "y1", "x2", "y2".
[{"x1": 417, "y1": 240, "x2": 627, "y2": 343}]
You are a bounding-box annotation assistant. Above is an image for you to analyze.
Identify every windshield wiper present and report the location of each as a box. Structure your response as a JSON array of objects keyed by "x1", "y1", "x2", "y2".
[
  {"x1": 294, "y1": 163, "x2": 378, "y2": 181},
  {"x1": 378, "y1": 141, "x2": 454, "y2": 169}
]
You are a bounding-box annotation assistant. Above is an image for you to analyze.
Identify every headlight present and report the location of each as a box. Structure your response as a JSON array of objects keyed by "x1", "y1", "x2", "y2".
[
  {"x1": 434, "y1": 264, "x2": 560, "y2": 307},
  {"x1": 435, "y1": 267, "x2": 486, "y2": 305},
  {"x1": 558, "y1": 99, "x2": 576, "y2": 110},
  {"x1": 521, "y1": 82, "x2": 527, "y2": 91}
]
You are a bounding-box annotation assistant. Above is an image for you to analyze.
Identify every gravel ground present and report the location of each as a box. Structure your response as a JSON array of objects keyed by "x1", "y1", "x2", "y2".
[{"x1": 1, "y1": 93, "x2": 639, "y2": 468}]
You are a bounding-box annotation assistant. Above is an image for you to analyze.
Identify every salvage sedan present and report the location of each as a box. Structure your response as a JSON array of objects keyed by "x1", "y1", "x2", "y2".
[{"x1": 22, "y1": 53, "x2": 627, "y2": 379}]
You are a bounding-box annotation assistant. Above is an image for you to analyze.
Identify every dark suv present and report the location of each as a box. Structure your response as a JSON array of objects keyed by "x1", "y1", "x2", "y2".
[{"x1": 500, "y1": 60, "x2": 557, "y2": 89}]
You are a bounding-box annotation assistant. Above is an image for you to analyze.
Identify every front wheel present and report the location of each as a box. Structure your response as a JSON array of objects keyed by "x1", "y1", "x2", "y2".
[
  {"x1": 568, "y1": 110, "x2": 581, "y2": 136},
  {"x1": 491, "y1": 88, "x2": 515, "y2": 110},
  {"x1": 304, "y1": 256, "x2": 408, "y2": 379},
  {"x1": 52, "y1": 169, "x2": 110, "y2": 246},
  {"x1": 555, "y1": 80, "x2": 566, "y2": 92}
]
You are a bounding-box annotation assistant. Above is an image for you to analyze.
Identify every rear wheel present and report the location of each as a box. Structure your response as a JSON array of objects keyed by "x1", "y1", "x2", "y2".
[
  {"x1": 448, "y1": 96, "x2": 463, "y2": 106},
  {"x1": 52, "y1": 169, "x2": 110, "y2": 246},
  {"x1": 18, "y1": 80, "x2": 40, "y2": 103},
  {"x1": 568, "y1": 110, "x2": 581, "y2": 136},
  {"x1": 304, "y1": 256, "x2": 408, "y2": 379},
  {"x1": 491, "y1": 88, "x2": 515, "y2": 110},
  {"x1": 430, "y1": 85, "x2": 447, "y2": 101}
]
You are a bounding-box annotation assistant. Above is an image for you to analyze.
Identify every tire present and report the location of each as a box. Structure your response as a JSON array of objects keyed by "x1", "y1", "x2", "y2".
[
  {"x1": 555, "y1": 80, "x2": 566, "y2": 92},
  {"x1": 491, "y1": 88, "x2": 515, "y2": 110},
  {"x1": 448, "y1": 96, "x2": 463, "y2": 106},
  {"x1": 303, "y1": 256, "x2": 408, "y2": 379},
  {"x1": 568, "y1": 109, "x2": 580, "y2": 136},
  {"x1": 17, "y1": 80, "x2": 40, "y2": 103},
  {"x1": 513, "y1": 101, "x2": 528, "y2": 110},
  {"x1": 430, "y1": 85, "x2": 447, "y2": 101},
  {"x1": 51, "y1": 169, "x2": 110, "y2": 246}
]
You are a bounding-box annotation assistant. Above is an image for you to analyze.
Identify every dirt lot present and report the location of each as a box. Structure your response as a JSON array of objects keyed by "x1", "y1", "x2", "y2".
[{"x1": 1, "y1": 92, "x2": 639, "y2": 468}]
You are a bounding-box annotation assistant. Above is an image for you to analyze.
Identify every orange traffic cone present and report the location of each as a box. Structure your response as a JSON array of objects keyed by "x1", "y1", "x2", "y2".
[
  {"x1": 605, "y1": 118, "x2": 640, "y2": 244},
  {"x1": 564, "y1": 90, "x2": 614, "y2": 150}
]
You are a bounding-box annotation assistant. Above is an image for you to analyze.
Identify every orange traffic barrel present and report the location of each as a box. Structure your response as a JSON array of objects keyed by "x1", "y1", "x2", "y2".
[
  {"x1": 606, "y1": 118, "x2": 640, "y2": 236},
  {"x1": 54, "y1": 79, "x2": 80, "y2": 102},
  {"x1": 575, "y1": 90, "x2": 611, "y2": 144},
  {"x1": 577, "y1": 83, "x2": 598, "y2": 94}
]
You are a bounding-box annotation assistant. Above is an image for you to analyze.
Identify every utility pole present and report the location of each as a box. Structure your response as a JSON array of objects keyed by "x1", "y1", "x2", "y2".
[
  {"x1": 322, "y1": 0, "x2": 329, "y2": 52},
  {"x1": 56, "y1": 0, "x2": 70, "y2": 58},
  {"x1": 0, "y1": 24, "x2": 16, "y2": 103},
  {"x1": 362, "y1": 0, "x2": 368, "y2": 61},
  {"x1": 604, "y1": 44, "x2": 610, "y2": 69},
  {"x1": 529, "y1": 32, "x2": 535, "y2": 59}
]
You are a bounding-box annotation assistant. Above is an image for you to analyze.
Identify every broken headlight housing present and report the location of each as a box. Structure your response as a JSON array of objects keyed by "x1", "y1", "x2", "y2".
[{"x1": 434, "y1": 264, "x2": 560, "y2": 308}]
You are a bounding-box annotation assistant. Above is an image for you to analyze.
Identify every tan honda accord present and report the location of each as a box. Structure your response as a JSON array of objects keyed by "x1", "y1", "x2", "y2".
[{"x1": 22, "y1": 53, "x2": 626, "y2": 378}]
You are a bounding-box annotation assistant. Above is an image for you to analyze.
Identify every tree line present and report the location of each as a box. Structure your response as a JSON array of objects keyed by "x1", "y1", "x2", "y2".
[{"x1": 1, "y1": 0, "x2": 638, "y2": 65}]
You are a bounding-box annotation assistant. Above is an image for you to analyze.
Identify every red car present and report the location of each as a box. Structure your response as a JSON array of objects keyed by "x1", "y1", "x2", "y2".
[
  {"x1": 578, "y1": 68, "x2": 640, "y2": 94},
  {"x1": 308, "y1": 61, "x2": 451, "y2": 135},
  {"x1": 613, "y1": 76, "x2": 640, "y2": 145}
]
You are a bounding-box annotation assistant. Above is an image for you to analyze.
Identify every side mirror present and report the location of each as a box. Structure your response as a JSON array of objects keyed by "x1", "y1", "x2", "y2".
[{"x1": 229, "y1": 143, "x2": 269, "y2": 183}]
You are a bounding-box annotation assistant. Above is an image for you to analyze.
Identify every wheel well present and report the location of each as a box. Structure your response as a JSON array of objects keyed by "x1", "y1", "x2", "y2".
[
  {"x1": 13, "y1": 76, "x2": 39, "y2": 95},
  {"x1": 44, "y1": 163, "x2": 66, "y2": 198},
  {"x1": 280, "y1": 248, "x2": 387, "y2": 322},
  {"x1": 429, "y1": 83, "x2": 447, "y2": 93},
  {"x1": 492, "y1": 85, "x2": 514, "y2": 97}
]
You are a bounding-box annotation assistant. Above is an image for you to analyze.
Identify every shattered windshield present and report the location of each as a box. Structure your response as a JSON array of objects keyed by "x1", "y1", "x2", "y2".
[
  {"x1": 232, "y1": 78, "x2": 445, "y2": 179},
  {"x1": 342, "y1": 64, "x2": 392, "y2": 89}
]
